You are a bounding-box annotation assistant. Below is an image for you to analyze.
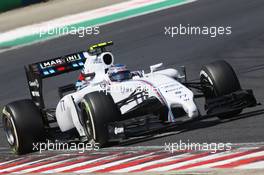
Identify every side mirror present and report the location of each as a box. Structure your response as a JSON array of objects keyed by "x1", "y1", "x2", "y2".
[{"x1": 150, "y1": 63, "x2": 163, "y2": 73}]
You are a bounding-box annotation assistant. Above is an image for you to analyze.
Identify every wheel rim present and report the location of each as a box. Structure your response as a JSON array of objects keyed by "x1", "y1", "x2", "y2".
[
  {"x1": 84, "y1": 109, "x2": 93, "y2": 139},
  {"x1": 3, "y1": 116, "x2": 16, "y2": 146},
  {"x1": 82, "y1": 101, "x2": 96, "y2": 142},
  {"x1": 201, "y1": 74, "x2": 216, "y2": 98}
]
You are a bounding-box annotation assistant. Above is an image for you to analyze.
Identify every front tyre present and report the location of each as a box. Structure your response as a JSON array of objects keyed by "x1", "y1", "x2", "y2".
[
  {"x1": 81, "y1": 92, "x2": 121, "y2": 147},
  {"x1": 2, "y1": 100, "x2": 45, "y2": 154},
  {"x1": 200, "y1": 60, "x2": 242, "y2": 119}
]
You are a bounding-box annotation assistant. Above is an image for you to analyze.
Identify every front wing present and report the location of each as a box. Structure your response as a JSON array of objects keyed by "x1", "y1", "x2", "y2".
[{"x1": 107, "y1": 89, "x2": 258, "y2": 142}]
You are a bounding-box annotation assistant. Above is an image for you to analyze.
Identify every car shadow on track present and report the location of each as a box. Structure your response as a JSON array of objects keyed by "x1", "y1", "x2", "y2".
[{"x1": 118, "y1": 108, "x2": 264, "y2": 146}]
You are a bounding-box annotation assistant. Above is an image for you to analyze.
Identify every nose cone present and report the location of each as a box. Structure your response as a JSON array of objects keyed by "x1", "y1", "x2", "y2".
[
  {"x1": 188, "y1": 108, "x2": 199, "y2": 118},
  {"x1": 183, "y1": 101, "x2": 199, "y2": 118}
]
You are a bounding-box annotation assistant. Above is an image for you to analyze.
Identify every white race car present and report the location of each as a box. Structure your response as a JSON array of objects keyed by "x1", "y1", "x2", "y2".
[{"x1": 2, "y1": 41, "x2": 258, "y2": 154}]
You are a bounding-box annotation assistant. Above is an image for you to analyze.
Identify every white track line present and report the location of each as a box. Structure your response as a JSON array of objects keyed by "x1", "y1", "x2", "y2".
[
  {"x1": 0, "y1": 155, "x2": 60, "y2": 173},
  {"x1": 235, "y1": 160, "x2": 264, "y2": 169},
  {"x1": 112, "y1": 153, "x2": 191, "y2": 173},
  {"x1": 146, "y1": 151, "x2": 236, "y2": 172},
  {"x1": 0, "y1": 0, "x2": 163, "y2": 43},
  {"x1": 189, "y1": 150, "x2": 264, "y2": 169},
  {"x1": 0, "y1": 0, "x2": 197, "y2": 54},
  {"x1": 0, "y1": 157, "x2": 24, "y2": 166},
  {"x1": 75, "y1": 152, "x2": 155, "y2": 173},
  {"x1": 18, "y1": 156, "x2": 87, "y2": 174},
  {"x1": 41, "y1": 154, "x2": 116, "y2": 173}
]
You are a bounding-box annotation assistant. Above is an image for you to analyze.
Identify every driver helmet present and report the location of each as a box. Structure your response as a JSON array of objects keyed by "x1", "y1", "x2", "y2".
[{"x1": 108, "y1": 64, "x2": 132, "y2": 82}]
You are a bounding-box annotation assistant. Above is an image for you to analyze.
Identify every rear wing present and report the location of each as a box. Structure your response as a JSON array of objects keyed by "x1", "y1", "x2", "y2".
[
  {"x1": 25, "y1": 41, "x2": 114, "y2": 109},
  {"x1": 26, "y1": 51, "x2": 87, "y2": 79},
  {"x1": 25, "y1": 51, "x2": 87, "y2": 109}
]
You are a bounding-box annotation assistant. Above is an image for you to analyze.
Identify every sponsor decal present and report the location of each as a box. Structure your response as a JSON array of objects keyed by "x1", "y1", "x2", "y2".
[
  {"x1": 29, "y1": 79, "x2": 39, "y2": 88},
  {"x1": 60, "y1": 100, "x2": 65, "y2": 111},
  {"x1": 39, "y1": 59, "x2": 64, "y2": 69},
  {"x1": 114, "y1": 127, "x2": 124, "y2": 135},
  {"x1": 31, "y1": 91, "x2": 40, "y2": 97},
  {"x1": 65, "y1": 54, "x2": 83, "y2": 62},
  {"x1": 200, "y1": 70, "x2": 213, "y2": 85},
  {"x1": 39, "y1": 53, "x2": 84, "y2": 69},
  {"x1": 93, "y1": 57, "x2": 103, "y2": 64}
]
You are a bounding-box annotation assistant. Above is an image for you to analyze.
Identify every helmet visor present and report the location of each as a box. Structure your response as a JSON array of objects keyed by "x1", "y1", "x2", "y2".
[{"x1": 110, "y1": 71, "x2": 131, "y2": 82}]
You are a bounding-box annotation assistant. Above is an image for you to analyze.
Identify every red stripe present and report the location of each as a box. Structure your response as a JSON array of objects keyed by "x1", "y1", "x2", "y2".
[
  {"x1": 172, "y1": 149, "x2": 262, "y2": 170},
  {"x1": 62, "y1": 154, "x2": 138, "y2": 172},
  {"x1": 214, "y1": 155, "x2": 264, "y2": 168},
  {"x1": 57, "y1": 67, "x2": 65, "y2": 71},
  {"x1": 0, "y1": 159, "x2": 22, "y2": 167},
  {"x1": 62, "y1": 151, "x2": 152, "y2": 172},
  {"x1": 0, "y1": 156, "x2": 47, "y2": 169},
  {"x1": 95, "y1": 152, "x2": 171, "y2": 173},
  {"x1": 132, "y1": 152, "x2": 210, "y2": 172},
  {"x1": 4, "y1": 155, "x2": 77, "y2": 173},
  {"x1": 30, "y1": 155, "x2": 102, "y2": 173},
  {"x1": 78, "y1": 73, "x2": 85, "y2": 81}
]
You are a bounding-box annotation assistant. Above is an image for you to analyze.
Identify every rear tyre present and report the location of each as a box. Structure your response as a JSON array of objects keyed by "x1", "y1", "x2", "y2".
[
  {"x1": 200, "y1": 60, "x2": 242, "y2": 119},
  {"x1": 2, "y1": 99, "x2": 45, "y2": 154},
  {"x1": 81, "y1": 92, "x2": 121, "y2": 147}
]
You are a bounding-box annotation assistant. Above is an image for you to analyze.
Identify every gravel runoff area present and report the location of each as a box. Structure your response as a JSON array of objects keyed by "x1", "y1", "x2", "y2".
[{"x1": 0, "y1": 0, "x2": 129, "y2": 32}]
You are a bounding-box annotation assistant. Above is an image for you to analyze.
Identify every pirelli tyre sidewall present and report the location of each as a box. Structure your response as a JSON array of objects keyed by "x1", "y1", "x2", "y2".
[
  {"x1": 200, "y1": 60, "x2": 241, "y2": 98},
  {"x1": 2, "y1": 99, "x2": 45, "y2": 154},
  {"x1": 81, "y1": 91, "x2": 121, "y2": 147},
  {"x1": 200, "y1": 60, "x2": 242, "y2": 118}
]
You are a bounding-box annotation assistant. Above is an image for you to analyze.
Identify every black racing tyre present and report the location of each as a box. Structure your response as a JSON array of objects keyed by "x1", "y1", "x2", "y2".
[
  {"x1": 200, "y1": 60, "x2": 242, "y2": 119},
  {"x1": 2, "y1": 99, "x2": 45, "y2": 154},
  {"x1": 81, "y1": 91, "x2": 121, "y2": 147}
]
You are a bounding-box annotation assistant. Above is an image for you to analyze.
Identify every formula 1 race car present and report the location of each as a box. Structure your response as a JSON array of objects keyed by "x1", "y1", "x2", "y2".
[{"x1": 2, "y1": 41, "x2": 258, "y2": 154}]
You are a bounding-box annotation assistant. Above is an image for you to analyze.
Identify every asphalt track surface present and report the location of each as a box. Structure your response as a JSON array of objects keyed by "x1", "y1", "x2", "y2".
[{"x1": 0, "y1": 0, "x2": 264, "y2": 150}]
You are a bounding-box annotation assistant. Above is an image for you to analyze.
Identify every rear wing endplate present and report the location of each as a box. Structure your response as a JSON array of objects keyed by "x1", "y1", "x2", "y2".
[{"x1": 25, "y1": 51, "x2": 87, "y2": 109}]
